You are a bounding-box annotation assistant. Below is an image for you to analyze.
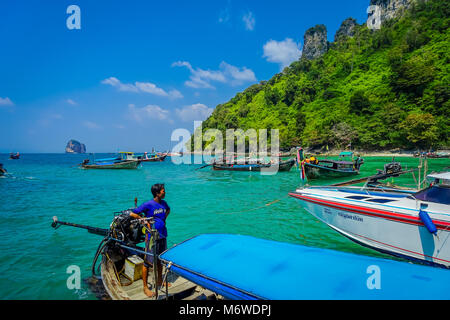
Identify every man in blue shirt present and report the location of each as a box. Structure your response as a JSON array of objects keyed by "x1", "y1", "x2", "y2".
[{"x1": 130, "y1": 183, "x2": 170, "y2": 297}]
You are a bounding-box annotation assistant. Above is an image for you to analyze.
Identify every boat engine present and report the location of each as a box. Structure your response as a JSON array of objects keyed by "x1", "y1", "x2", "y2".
[
  {"x1": 384, "y1": 161, "x2": 402, "y2": 175},
  {"x1": 110, "y1": 211, "x2": 146, "y2": 245}
]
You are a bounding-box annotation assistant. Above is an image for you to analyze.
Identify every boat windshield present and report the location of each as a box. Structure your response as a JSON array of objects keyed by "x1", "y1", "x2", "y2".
[{"x1": 414, "y1": 185, "x2": 450, "y2": 205}]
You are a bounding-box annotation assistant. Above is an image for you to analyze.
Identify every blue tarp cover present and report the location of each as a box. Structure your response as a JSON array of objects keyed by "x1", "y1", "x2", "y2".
[{"x1": 160, "y1": 234, "x2": 450, "y2": 300}]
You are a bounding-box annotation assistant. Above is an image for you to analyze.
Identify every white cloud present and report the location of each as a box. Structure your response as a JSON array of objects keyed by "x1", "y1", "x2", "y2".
[
  {"x1": 83, "y1": 121, "x2": 101, "y2": 129},
  {"x1": 243, "y1": 11, "x2": 255, "y2": 31},
  {"x1": 128, "y1": 104, "x2": 171, "y2": 123},
  {"x1": 66, "y1": 99, "x2": 77, "y2": 106},
  {"x1": 0, "y1": 97, "x2": 14, "y2": 107},
  {"x1": 219, "y1": 62, "x2": 256, "y2": 85},
  {"x1": 172, "y1": 61, "x2": 256, "y2": 89},
  {"x1": 168, "y1": 89, "x2": 183, "y2": 100},
  {"x1": 135, "y1": 82, "x2": 169, "y2": 97},
  {"x1": 263, "y1": 38, "x2": 302, "y2": 70},
  {"x1": 101, "y1": 77, "x2": 182, "y2": 99},
  {"x1": 175, "y1": 103, "x2": 213, "y2": 122},
  {"x1": 101, "y1": 77, "x2": 139, "y2": 92}
]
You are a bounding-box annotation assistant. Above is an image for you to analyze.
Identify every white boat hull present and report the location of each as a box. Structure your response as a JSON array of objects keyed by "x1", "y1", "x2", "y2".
[{"x1": 290, "y1": 188, "x2": 450, "y2": 268}]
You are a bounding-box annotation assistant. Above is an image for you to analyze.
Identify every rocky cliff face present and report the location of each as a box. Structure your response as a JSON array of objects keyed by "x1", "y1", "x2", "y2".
[
  {"x1": 65, "y1": 140, "x2": 86, "y2": 153},
  {"x1": 334, "y1": 18, "x2": 358, "y2": 42},
  {"x1": 302, "y1": 24, "x2": 328, "y2": 60},
  {"x1": 369, "y1": 0, "x2": 415, "y2": 24}
]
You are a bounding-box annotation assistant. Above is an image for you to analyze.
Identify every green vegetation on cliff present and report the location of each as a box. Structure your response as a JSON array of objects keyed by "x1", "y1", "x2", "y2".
[{"x1": 200, "y1": 0, "x2": 449, "y2": 151}]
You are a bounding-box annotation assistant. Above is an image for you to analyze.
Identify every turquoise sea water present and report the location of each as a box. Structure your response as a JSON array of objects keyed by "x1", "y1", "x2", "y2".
[{"x1": 0, "y1": 153, "x2": 448, "y2": 299}]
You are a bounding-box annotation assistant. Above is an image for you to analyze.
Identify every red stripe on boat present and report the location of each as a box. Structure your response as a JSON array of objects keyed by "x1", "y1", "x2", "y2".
[{"x1": 345, "y1": 230, "x2": 450, "y2": 264}]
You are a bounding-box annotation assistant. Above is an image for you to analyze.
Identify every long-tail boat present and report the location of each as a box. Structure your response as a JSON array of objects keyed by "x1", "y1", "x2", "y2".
[
  {"x1": 135, "y1": 152, "x2": 167, "y2": 162},
  {"x1": 212, "y1": 158, "x2": 296, "y2": 172},
  {"x1": 52, "y1": 214, "x2": 450, "y2": 300}
]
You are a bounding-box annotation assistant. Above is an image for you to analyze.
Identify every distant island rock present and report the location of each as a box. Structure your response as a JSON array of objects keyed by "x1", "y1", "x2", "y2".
[{"x1": 65, "y1": 140, "x2": 86, "y2": 153}]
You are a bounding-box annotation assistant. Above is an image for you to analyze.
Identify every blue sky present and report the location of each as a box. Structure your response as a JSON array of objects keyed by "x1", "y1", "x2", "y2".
[{"x1": 0, "y1": 0, "x2": 369, "y2": 153}]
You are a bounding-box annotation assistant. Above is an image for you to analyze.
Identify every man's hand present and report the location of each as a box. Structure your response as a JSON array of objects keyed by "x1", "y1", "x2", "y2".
[{"x1": 130, "y1": 212, "x2": 143, "y2": 220}]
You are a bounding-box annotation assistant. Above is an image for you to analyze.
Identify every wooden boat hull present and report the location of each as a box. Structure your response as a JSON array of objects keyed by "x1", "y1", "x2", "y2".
[
  {"x1": 99, "y1": 243, "x2": 217, "y2": 300},
  {"x1": 304, "y1": 162, "x2": 358, "y2": 179},
  {"x1": 213, "y1": 159, "x2": 295, "y2": 172},
  {"x1": 82, "y1": 160, "x2": 141, "y2": 169}
]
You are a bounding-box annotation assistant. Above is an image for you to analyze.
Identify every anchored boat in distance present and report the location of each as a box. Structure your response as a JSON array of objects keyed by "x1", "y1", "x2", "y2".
[
  {"x1": 197, "y1": 156, "x2": 296, "y2": 172},
  {"x1": 9, "y1": 152, "x2": 20, "y2": 160},
  {"x1": 134, "y1": 151, "x2": 168, "y2": 162},
  {"x1": 212, "y1": 158, "x2": 296, "y2": 172},
  {"x1": 299, "y1": 148, "x2": 363, "y2": 179},
  {"x1": 80, "y1": 152, "x2": 141, "y2": 169}
]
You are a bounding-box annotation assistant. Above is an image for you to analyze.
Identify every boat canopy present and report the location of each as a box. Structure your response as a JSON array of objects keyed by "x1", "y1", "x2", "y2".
[
  {"x1": 159, "y1": 234, "x2": 450, "y2": 299},
  {"x1": 414, "y1": 185, "x2": 450, "y2": 205},
  {"x1": 427, "y1": 172, "x2": 450, "y2": 185}
]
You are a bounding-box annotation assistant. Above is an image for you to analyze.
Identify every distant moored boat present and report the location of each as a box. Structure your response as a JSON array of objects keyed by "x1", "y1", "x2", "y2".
[
  {"x1": 300, "y1": 150, "x2": 363, "y2": 179},
  {"x1": 80, "y1": 152, "x2": 141, "y2": 169},
  {"x1": 135, "y1": 152, "x2": 167, "y2": 162},
  {"x1": 9, "y1": 152, "x2": 20, "y2": 160},
  {"x1": 212, "y1": 158, "x2": 296, "y2": 172}
]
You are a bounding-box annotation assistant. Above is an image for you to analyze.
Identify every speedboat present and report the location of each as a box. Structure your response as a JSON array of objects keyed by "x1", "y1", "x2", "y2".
[
  {"x1": 212, "y1": 158, "x2": 296, "y2": 172},
  {"x1": 289, "y1": 172, "x2": 450, "y2": 268}
]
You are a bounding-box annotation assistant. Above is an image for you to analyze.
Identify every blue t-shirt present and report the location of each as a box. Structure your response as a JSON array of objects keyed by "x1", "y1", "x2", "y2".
[{"x1": 132, "y1": 199, "x2": 170, "y2": 238}]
